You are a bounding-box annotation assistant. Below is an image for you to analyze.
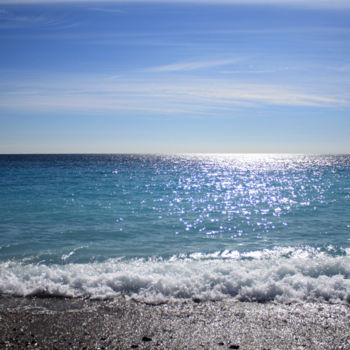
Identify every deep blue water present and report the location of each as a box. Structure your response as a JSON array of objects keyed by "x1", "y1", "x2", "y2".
[{"x1": 0, "y1": 154, "x2": 350, "y2": 302}]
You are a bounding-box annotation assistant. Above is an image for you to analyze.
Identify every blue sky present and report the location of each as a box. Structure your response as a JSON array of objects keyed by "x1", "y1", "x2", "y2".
[{"x1": 0, "y1": 0, "x2": 349, "y2": 153}]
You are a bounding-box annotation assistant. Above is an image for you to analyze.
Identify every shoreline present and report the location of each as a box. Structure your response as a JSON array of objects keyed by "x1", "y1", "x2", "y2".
[{"x1": 0, "y1": 296, "x2": 349, "y2": 349}]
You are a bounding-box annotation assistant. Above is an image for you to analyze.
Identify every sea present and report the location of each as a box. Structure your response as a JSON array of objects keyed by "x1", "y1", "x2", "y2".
[{"x1": 0, "y1": 154, "x2": 349, "y2": 304}]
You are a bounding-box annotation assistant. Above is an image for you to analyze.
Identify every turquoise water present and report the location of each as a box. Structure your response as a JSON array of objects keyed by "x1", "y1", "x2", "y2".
[{"x1": 1, "y1": 154, "x2": 350, "y2": 302}]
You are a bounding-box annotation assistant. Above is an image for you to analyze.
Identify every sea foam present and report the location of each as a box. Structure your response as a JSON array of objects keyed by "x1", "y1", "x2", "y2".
[{"x1": 1, "y1": 248, "x2": 350, "y2": 304}]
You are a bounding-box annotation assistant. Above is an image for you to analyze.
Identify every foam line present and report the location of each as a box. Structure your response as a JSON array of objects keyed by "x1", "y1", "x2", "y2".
[{"x1": 1, "y1": 248, "x2": 350, "y2": 304}]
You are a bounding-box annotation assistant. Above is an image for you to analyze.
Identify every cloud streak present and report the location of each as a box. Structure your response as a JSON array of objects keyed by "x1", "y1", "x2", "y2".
[
  {"x1": 0, "y1": 74, "x2": 347, "y2": 117},
  {"x1": 88, "y1": 7, "x2": 124, "y2": 13},
  {"x1": 147, "y1": 58, "x2": 244, "y2": 73},
  {"x1": 0, "y1": 0, "x2": 349, "y2": 10},
  {"x1": 0, "y1": 8, "x2": 78, "y2": 29}
]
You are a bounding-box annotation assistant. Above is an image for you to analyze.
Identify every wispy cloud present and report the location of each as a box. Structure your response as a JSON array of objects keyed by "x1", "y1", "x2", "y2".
[
  {"x1": 0, "y1": 8, "x2": 77, "y2": 29},
  {"x1": 0, "y1": 0, "x2": 350, "y2": 10},
  {"x1": 220, "y1": 66, "x2": 292, "y2": 75},
  {"x1": 147, "y1": 58, "x2": 244, "y2": 73},
  {"x1": 0, "y1": 74, "x2": 347, "y2": 117},
  {"x1": 88, "y1": 7, "x2": 124, "y2": 13},
  {"x1": 331, "y1": 64, "x2": 350, "y2": 72}
]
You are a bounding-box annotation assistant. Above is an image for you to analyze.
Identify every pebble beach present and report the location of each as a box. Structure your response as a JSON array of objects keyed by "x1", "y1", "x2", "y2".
[{"x1": 1, "y1": 296, "x2": 349, "y2": 350}]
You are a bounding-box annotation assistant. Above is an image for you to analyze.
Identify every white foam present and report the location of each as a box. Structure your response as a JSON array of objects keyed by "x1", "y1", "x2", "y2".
[
  {"x1": 61, "y1": 246, "x2": 87, "y2": 261},
  {"x1": 1, "y1": 248, "x2": 350, "y2": 304}
]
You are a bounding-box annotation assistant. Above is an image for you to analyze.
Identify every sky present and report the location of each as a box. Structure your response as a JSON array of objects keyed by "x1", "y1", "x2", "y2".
[{"x1": 0, "y1": 0, "x2": 349, "y2": 154}]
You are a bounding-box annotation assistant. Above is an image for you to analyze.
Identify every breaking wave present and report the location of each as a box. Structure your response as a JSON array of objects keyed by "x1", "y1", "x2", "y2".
[{"x1": 1, "y1": 247, "x2": 350, "y2": 304}]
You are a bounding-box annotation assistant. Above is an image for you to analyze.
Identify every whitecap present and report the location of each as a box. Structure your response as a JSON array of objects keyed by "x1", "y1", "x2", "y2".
[{"x1": 1, "y1": 247, "x2": 350, "y2": 304}]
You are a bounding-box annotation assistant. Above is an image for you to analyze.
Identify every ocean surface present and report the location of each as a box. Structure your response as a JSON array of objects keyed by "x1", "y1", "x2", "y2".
[{"x1": 0, "y1": 154, "x2": 349, "y2": 303}]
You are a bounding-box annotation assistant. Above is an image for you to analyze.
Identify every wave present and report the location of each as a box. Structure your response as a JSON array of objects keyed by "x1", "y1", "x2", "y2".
[{"x1": 1, "y1": 247, "x2": 350, "y2": 304}]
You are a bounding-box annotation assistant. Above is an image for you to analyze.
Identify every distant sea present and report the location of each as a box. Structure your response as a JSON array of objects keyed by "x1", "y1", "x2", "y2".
[{"x1": 0, "y1": 154, "x2": 349, "y2": 303}]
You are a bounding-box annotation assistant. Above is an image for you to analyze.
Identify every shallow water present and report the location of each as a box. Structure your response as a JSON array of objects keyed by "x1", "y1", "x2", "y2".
[{"x1": 1, "y1": 154, "x2": 350, "y2": 302}]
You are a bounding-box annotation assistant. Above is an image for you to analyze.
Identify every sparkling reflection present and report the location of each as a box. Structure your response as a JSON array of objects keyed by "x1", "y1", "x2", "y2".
[
  {"x1": 107, "y1": 153, "x2": 350, "y2": 255},
  {"x1": 1, "y1": 153, "x2": 349, "y2": 261}
]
